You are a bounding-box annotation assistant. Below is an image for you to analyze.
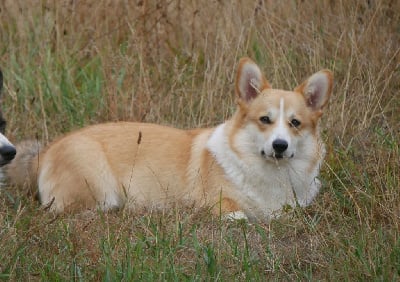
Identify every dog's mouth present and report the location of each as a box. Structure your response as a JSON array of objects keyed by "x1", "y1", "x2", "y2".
[{"x1": 260, "y1": 150, "x2": 294, "y2": 160}]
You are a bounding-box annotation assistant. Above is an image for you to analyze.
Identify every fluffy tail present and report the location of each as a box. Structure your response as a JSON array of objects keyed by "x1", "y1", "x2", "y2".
[{"x1": 4, "y1": 140, "x2": 42, "y2": 190}]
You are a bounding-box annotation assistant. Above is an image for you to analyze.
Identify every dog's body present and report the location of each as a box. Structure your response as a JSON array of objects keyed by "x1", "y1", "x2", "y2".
[{"x1": 4, "y1": 58, "x2": 333, "y2": 221}]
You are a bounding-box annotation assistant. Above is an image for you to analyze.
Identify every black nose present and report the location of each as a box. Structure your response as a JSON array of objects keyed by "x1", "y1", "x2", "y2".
[
  {"x1": 0, "y1": 144, "x2": 16, "y2": 162},
  {"x1": 272, "y1": 139, "x2": 288, "y2": 154}
]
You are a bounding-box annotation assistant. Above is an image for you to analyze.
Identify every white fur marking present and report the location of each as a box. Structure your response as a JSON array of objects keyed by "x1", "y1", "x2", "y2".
[
  {"x1": 272, "y1": 98, "x2": 290, "y2": 141},
  {"x1": 279, "y1": 97, "x2": 284, "y2": 124}
]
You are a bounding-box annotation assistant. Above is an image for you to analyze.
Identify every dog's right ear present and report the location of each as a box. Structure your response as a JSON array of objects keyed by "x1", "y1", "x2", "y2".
[{"x1": 235, "y1": 58, "x2": 270, "y2": 103}]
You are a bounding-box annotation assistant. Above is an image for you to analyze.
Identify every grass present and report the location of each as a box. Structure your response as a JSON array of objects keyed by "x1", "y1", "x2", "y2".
[{"x1": 0, "y1": 0, "x2": 399, "y2": 280}]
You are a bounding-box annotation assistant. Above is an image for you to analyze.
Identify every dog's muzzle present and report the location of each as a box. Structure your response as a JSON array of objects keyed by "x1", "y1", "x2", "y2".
[
  {"x1": 272, "y1": 139, "x2": 288, "y2": 159},
  {"x1": 261, "y1": 139, "x2": 293, "y2": 160}
]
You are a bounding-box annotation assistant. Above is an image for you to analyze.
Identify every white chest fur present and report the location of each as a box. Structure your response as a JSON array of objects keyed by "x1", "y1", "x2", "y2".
[{"x1": 207, "y1": 124, "x2": 300, "y2": 220}]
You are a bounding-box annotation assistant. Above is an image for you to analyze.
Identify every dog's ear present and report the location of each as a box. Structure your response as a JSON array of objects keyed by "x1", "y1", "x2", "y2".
[
  {"x1": 295, "y1": 70, "x2": 333, "y2": 112},
  {"x1": 235, "y1": 58, "x2": 270, "y2": 103}
]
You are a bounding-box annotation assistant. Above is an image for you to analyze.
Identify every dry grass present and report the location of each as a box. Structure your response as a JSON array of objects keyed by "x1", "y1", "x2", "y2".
[{"x1": 0, "y1": 0, "x2": 399, "y2": 280}]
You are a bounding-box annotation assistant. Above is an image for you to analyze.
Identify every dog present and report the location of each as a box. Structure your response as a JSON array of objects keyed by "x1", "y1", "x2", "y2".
[
  {"x1": 0, "y1": 70, "x2": 16, "y2": 167},
  {"x1": 4, "y1": 58, "x2": 333, "y2": 221}
]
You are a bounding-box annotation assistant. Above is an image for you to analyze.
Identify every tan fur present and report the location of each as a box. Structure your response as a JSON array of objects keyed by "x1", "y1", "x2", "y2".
[{"x1": 30, "y1": 122, "x2": 250, "y2": 213}]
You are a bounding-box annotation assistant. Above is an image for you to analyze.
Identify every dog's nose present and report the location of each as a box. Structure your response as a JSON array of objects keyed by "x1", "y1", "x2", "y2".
[
  {"x1": 272, "y1": 139, "x2": 288, "y2": 154},
  {"x1": 0, "y1": 144, "x2": 16, "y2": 161}
]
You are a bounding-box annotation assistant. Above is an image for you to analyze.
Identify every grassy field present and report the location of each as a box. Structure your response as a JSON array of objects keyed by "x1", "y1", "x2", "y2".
[{"x1": 0, "y1": 0, "x2": 399, "y2": 280}]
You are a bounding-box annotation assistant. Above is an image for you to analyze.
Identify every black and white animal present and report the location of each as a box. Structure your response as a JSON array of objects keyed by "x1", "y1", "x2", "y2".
[{"x1": 0, "y1": 70, "x2": 16, "y2": 166}]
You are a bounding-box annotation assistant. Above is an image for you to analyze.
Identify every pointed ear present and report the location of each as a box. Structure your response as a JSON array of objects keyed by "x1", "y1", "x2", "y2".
[
  {"x1": 295, "y1": 70, "x2": 333, "y2": 111},
  {"x1": 235, "y1": 57, "x2": 270, "y2": 103}
]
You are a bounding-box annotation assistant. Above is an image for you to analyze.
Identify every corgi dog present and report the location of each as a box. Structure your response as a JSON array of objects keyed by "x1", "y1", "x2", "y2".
[
  {"x1": 4, "y1": 58, "x2": 333, "y2": 221},
  {"x1": 0, "y1": 70, "x2": 16, "y2": 166}
]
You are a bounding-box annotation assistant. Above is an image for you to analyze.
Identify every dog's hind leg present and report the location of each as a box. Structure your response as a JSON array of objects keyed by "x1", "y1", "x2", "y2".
[{"x1": 37, "y1": 136, "x2": 123, "y2": 212}]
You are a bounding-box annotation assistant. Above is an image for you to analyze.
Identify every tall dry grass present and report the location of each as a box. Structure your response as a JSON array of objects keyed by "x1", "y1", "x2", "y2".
[{"x1": 0, "y1": 0, "x2": 399, "y2": 280}]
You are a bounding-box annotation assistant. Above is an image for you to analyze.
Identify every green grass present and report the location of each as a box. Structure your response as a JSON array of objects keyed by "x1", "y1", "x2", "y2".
[{"x1": 0, "y1": 0, "x2": 399, "y2": 280}]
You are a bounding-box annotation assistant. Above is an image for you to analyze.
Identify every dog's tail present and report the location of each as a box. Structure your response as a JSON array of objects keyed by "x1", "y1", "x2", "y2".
[{"x1": 4, "y1": 140, "x2": 42, "y2": 190}]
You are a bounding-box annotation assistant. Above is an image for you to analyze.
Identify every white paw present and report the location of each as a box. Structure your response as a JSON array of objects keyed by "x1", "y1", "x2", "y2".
[
  {"x1": 297, "y1": 177, "x2": 321, "y2": 207},
  {"x1": 223, "y1": 211, "x2": 248, "y2": 221},
  {"x1": 308, "y1": 177, "x2": 321, "y2": 203}
]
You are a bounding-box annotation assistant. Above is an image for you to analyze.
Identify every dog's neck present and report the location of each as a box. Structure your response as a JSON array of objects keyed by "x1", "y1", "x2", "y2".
[{"x1": 206, "y1": 122, "x2": 298, "y2": 219}]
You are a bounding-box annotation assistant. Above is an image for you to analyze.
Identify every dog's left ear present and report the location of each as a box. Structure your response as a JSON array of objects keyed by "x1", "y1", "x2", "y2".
[{"x1": 295, "y1": 70, "x2": 333, "y2": 112}]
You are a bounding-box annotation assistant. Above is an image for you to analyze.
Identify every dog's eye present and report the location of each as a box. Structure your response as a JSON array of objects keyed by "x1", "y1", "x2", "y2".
[
  {"x1": 259, "y1": 116, "x2": 271, "y2": 124},
  {"x1": 290, "y1": 118, "x2": 301, "y2": 128}
]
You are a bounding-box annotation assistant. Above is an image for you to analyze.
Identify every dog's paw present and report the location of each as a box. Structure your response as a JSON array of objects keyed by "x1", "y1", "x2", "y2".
[
  {"x1": 223, "y1": 211, "x2": 248, "y2": 221},
  {"x1": 307, "y1": 177, "x2": 321, "y2": 203},
  {"x1": 297, "y1": 177, "x2": 321, "y2": 207}
]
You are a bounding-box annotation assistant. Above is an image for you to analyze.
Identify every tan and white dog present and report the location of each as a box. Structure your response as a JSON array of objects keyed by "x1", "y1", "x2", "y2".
[{"x1": 4, "y1": 58, "x2": 333, "y2": 221}]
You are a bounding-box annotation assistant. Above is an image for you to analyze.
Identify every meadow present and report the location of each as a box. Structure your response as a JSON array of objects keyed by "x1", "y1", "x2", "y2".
[{"x1": 0, "y1": 0, "x2": 399, "y2": 280}]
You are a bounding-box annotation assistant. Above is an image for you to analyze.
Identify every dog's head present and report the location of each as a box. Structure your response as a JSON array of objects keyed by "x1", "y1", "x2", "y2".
[
  {"x1": 233, "y1": 58, "x2": 333, "y2": 162},
  {"x1": 0, "y1": 70, "x2": 16, "y2": 166}
]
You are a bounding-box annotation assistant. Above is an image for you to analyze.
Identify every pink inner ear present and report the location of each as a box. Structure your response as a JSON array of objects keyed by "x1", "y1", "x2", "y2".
[
  {"x1": 244, "y1": 76, "x2": 258, "y2": 101},
  {"x1": 236, "y1": 58, "x2": 270, "y2": 102},
  {"x1": 307, "y1": 84, "x2": 323, "y2": 110},
  {"x1": 295, "y1": 70, "x2": 332, "y2": 112}
]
